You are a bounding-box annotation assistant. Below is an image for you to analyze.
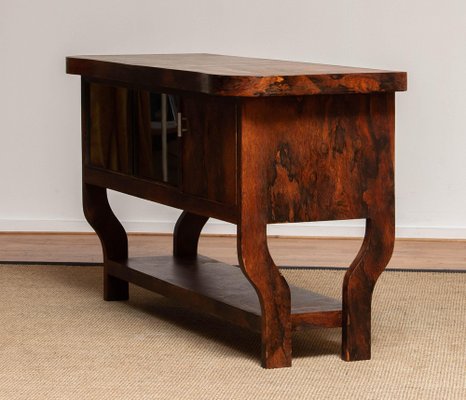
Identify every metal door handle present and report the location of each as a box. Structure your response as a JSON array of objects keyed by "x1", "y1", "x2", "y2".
[{"x1": 177, "y1": 112, "x2": 188, "y2": 137}]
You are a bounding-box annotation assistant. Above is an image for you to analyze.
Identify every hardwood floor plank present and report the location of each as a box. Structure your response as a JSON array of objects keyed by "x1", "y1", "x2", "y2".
[{"x1": 0, "y1": 232, "x2": 465, "y2": 270}]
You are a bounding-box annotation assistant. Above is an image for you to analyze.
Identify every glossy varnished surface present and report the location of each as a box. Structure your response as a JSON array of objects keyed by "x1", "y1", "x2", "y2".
[
  {"x1": 68, "y1": 53, "x2": 406, "y2": 368},
  {"x1": 240, "y1": 94, "x2": 394, "y2": 223},
  {"x1": 181, "y1": 95, "x2": 237, "y2": 204},
  {"x1": 66, "y1": 53, "x2": 407, "y2": 96},
  {"x1": 238, "y1": 91, "x2": 395, "y2": 365},
  {"x1": 83, "y1": 82, "x2": 238, "y2": 221},
  {"x1": 83, "y1": 166, "x2": 237, "y2": 223},
  {"x1": 106, "y1": 255, "x2": 342, "y2": 332},
  {"x1": 88, "y1": 83, "x2": 132, "y2": 173}
]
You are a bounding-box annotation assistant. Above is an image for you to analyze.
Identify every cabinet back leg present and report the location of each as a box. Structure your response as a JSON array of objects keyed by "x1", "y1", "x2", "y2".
[{"x1": 173, "y1": 211, "x2": 209, "y2": 259}]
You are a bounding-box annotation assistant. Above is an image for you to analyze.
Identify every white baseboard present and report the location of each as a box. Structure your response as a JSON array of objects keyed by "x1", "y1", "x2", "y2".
[{"x1": 0, "y1": 218, "x2": 465, "y2": 239}]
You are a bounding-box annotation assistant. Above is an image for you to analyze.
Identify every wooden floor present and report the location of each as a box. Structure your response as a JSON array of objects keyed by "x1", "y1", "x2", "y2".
[{"x1": 1, "y1": 232, "x2": 465, "y2": 270}]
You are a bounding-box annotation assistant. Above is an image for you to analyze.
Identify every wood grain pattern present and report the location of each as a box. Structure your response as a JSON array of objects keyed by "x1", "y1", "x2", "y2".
[
  {"x1": 341, "y1": 95, "x2": 395, "y2": 361},
  {"x1": 88, "y1": 83, "x2": 132, "y2": 173},
  {"x1": 240, "y1": 94, "x2": 394, "y2": 223},
  {"x1": 82, "y1": 183, "x2": 129, "y2": 301},
  {"x1": 173, "y1": 211, "x2": 209, "y2": 258},
  {"x1": 342, "y1": 214, "x2": 395, "y2": 361},
  {"x1": 82, "y1": 79, "x2": 129, "y2": 300},
  {"x1": 105, "y1": 255, "x2": 341, "y2": 333},
  {"x1": 84, "y1": 166, "x2": 237, "y2": 223},
  {"x1": 2, "y1": 233, "x2": 465, "y2": 271},
  {"x1": 238, "y1": 102, "x2": 292, "y2": 368},
  {"x1": 238, "y1": 93, "x2": 395, "y2": 365},
  {"x1": 84, "y1": 82, "x2": 238, "y2": 219},
  {"x1": 72, "y1": 55, "x2": 404, "y2": 369},
  {"x1": 181, "y1": 94, "x2": 237, "y2": 205},
  {"x1": 67, "y1": 54, "x2": 407, "y2": 97},
  {"x1": 133, "y1": 90, "x2": 154, "y2": 178}
]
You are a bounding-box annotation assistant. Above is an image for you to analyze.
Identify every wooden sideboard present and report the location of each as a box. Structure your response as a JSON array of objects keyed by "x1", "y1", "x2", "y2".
[{"x1": 66, "y1": 53, "x2": 407, "y2": 368}]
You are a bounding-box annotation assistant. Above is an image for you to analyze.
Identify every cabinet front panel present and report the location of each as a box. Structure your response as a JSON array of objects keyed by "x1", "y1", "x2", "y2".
[
  {"x1": 86, "y1": 82, "x2": 237, "y2": 208},
  {"x1": 88, "y1": 83, "x2": 132, "y2": 174},
  {"x1": 181, "y1": 95, "x2": 237, "y2": 206}
]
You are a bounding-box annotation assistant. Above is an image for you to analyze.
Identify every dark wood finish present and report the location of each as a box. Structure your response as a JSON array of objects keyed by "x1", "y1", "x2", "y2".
[
  {"x1": 70, "y1": 53, "x2": 405, "y2": 369},
  {"x1": 240, "y1": 94, "x2": 394, "y2": 223},
  {"x1": 341, "y1": 98, "x2": 395, "y2": 360},
  {"x1": 237, "y1": 107, "x2": 292, "y2": 367},
  {"x1": 173, "y1": 211, "x2": 209, "y2": 258},
  {"x1": 239, "y1": 93, "x2": 395, "y2": 364},
  {"x1": 342, "y1": 214, "x2": 395, "y2": 361},
  {"x1": 88, "y1": 83, "x2": 132, "y2": 173},
  {"x1": 181, "y1": 94, "x2": 237, "y2": 205},
  {"x1": 67, "y1": 53, "x2": 407, "y2": 97},
  {"x1": 81, "y1": 80, "x2": 128, "y2": 300},
  {"x1": 84, "y1": 82, "x2": 237, "y2": 223},
  {"x1": 106, "y1": 255, "x2": 341, "y2": 333},
  {"x1": 134, "y1": 89, "x2": 153, "y2": 178},
  {"x1": 134, "y1": 90, "x2": 180, "y2": 185},
  {"x1": 83, "y1": 166, "x2": 237, "y2": 224},
  {"x1": 82, "y1": 184, "x2": 129, "y2": 300}
]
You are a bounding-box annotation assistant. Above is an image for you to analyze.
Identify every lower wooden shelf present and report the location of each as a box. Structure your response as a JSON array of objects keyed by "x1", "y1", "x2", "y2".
[{"x1": 107, "y1": 255, "x2": 342, "y2": 333}]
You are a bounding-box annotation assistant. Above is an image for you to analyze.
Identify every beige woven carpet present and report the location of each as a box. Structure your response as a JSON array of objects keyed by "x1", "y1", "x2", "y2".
[{"x1": 0, "y1": 265, "x2": 465, "y2": 400}]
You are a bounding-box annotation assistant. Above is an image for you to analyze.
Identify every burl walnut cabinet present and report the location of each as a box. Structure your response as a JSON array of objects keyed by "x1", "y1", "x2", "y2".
[{"x1": 66, "y1": 53, "x2": 407, "y2": 368}]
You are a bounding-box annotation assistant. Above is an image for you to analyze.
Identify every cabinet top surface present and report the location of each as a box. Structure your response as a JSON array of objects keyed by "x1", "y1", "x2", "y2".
[{"x1": 67, "y1": 53, "x2": 407, "y2": 96}]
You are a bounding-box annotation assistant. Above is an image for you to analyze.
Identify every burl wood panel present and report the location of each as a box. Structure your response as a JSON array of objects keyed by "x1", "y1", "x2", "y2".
[
  {"x1": 67, "y1": 54, "x2": 407, "y2": 96},
  {"x1": 88, "y1": 83, "x2": 132, "y2": 173},
  {"x1": 239, "y1": 93, "x2": 394, "y2": 223},
  {"x1": 181, "y1": 94, "x2": 237, "y2": 205}
]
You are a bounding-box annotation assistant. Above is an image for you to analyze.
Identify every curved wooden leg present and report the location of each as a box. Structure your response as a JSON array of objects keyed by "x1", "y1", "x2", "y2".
[
  {"x1": 342, "y1": 211, "x2": 395, "y2": 361},
  {"x1": 237, "y1": 97, "x2": 292, "y2": 368},
  {"x1": 238, "y1": 221, "x2": 292, "y2": 369},
  {"x1": 83, "y1": 183, "x2": 129, "y2": 301},
  {"x1": 173, "y1": 211, "x2": 209, "y2": 259}
]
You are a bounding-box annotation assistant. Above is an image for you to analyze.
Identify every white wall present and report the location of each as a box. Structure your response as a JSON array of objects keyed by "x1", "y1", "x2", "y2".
[{"x1": 1, "y1": 0, "x2": 465, "y2": 239}]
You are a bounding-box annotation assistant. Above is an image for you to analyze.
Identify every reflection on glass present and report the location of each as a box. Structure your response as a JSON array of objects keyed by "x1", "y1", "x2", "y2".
[{"x1": 136, "y1": 92, "x2": 180, "y2": 185}]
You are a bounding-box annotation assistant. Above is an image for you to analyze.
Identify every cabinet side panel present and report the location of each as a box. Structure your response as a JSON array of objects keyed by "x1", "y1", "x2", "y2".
[
  {"x1": 240, "y1": 93, "x2": 394, "y2": 223},
  {"x1": 181, "y1": 95, "x2": 237, "y2": 205}
]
